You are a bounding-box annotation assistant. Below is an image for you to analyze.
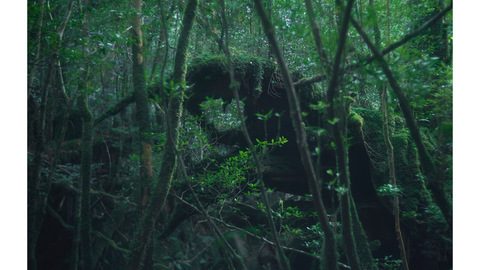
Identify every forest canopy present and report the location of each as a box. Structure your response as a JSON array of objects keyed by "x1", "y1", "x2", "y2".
[{"x1": 27, "y1": 0, "x2": 452, "y2": 269}]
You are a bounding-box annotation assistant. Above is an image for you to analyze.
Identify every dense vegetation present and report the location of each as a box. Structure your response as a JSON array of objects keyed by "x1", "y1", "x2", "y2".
[{"x1": 27, "y1": 0, "x2": 452, "y2": 269}]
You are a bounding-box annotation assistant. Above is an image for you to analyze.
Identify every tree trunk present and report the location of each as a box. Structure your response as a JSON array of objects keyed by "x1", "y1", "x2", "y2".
[
  {"x1": 253, "y1": 0, "x2": 339, "y2": 269},
  {"x1": 28, "y1": 2, "x2": 75, "y2": 268},
  {"x1": 351, "y1": 18, "x2": 452, "y2": 228},
  {"x1": 324, "y1": 1, "x2": 362, "y2": 269},
  {"x1": 380, "y1": 88, "x2": 410, "y2": 270},
  {"x1": 369, "y1": 0, "x2": 410, "y2": 267},
  {"x1": 127, "y1": 1, "x2": 198, "y2": 269},
  {"x1": 77, "y1": 2, "x2": 94, "y2": 269},
  {"x1": 79, "y1": 92, "x2": 94, "y2": 270},
  {"x1": 218, "y1": 0, "x2": 290, "y2": 269},
  {"x1": 132, "y1": 0, "x2": 153, "y2": 213}
]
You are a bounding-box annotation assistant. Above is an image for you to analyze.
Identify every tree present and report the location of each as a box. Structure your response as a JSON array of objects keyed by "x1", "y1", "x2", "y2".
[
  {"x1": 253, "y1": 0, "x2": 339, "y2": 269},
  {"x1": 127, "y1": 1, "x2": 198, "y2": 269},
  {"x1": 26, "y1": 1, "x2": 452, "y2": 269}
]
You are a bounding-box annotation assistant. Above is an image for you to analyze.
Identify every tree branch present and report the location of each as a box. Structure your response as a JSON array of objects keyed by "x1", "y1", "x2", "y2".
[
  {"x1": 94, "y1": 93, "x2": 135, "y2": 126},
  {"x1": 294, "y1": 3, "x2": 452, "y2": 88},
  {"x1": 253, "y1": 0, "x2": 339, "y2": 269},
  {"x1": 350, "y1": 17, "x2": 451, "y2": 228}
]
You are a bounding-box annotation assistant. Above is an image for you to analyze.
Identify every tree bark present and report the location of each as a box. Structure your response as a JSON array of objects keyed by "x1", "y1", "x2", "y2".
[
  {"x1": 253, "y1": 0, "x2": 339, "y2": 269},
  {"x1": 132, "y1": 0, "x2": 153, "y2": 212},
  {"x1": 127, "y1": 1, "x2": 198, "y2": 269}
]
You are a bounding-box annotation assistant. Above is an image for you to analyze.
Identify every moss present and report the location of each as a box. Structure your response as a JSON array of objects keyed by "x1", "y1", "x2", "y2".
[
  {"x1": 187, "y1": 54, "x2": 270, "y2": 81},
  {"x1": 348, "y1": 112, "x2": 365, "y2": 129}
]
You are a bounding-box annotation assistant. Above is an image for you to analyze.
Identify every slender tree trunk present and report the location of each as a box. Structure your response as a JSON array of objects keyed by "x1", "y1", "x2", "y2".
[
  {"x1": 369, "y1": 1, "x2": 410, "y2": 267},
  {"x1": 28, "y1": 0, "x2": 46, "y2": 95},
  {"x1": 324, "y1": 1, "x2": 362, "y2": 269},
  {"x1": 304, "y1": 0, "x2": 330, "y2": 71},
  {"x1": 73, "y1": 2, "x2": 94, "y2": 269},
  {"x1": 380, "y1": 88, "x2": 410, "y2": 270},
  {"x1": 127, "y1": 1, "x2": 198, "y2": 269},
  {"x1": 148, "y1": 0, "x2": 169, "y2": 83},
  {"x1": 351, "y1": 18, "x2": 452, "y2": 227},
  {"x1": 28, "y1": 2, "x2": 75, "y2": 268},
  {"x1": 71, "y1": 189, "x2": 81, "y2": 270},
  {"x1": 79, "y1": 92, "x2": 94, "y2": 270},
  {"x1": 253, "y1": 0, "x2": 339, "y2": 269},
  {"x1": 28, "y1": 55, "x2": 52, "y2": 270},
  {"x1": 132, "y1": 0, "x2": 153, "y2": 213},
  {"x1": 293, "y1": 3, "x2": 452, "y2": 88},
  {"x1": 218, "y1": 0, "x2": 290, "y2": 269}
]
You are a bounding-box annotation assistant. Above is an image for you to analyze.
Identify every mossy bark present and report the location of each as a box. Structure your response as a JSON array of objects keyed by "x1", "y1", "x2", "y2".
[
  {"x1": 253, "y1": 0, "x2": 339, "y2": 269},
  {"x1": 127, "y1": 1, "x2": 198, "y2": 269},
  {"x1": 132, "y1": 1, "x2": 155, "y2": 265},
  {"x1": 132, "y1": 0, "x2": 153, "y2": 210}
]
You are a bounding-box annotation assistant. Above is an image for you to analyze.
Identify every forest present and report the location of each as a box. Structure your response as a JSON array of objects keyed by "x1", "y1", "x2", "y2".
[{"x1": 27, "y1": 0, "x2": 452, "y2": 269}]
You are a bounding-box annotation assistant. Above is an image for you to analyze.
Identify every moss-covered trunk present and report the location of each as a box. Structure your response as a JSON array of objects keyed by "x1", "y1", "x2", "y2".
[
  {"x1": 127, "y1": 1, "x2": 198, "y2": 269},
  {"x1": 132, "y1": 0, "x2": 153, "y2": 210}
]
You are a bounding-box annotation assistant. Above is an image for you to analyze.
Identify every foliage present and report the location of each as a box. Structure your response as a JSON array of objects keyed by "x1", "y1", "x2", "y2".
[
  {"x1": 200, "y1": 97, "x2": 244, "y2": 132},
  {"x1": 374, "y1": 255, "x2": 402, "y2": 270},
  {"x1": 28, "y1": 0, "x2": 452, "y2": 269},
  {"x1": 376, "y1": 183, "x2": 402, "y2": 197},
  {"x1": 199, "y1": 149, "x2": 253, "y2": 190}
]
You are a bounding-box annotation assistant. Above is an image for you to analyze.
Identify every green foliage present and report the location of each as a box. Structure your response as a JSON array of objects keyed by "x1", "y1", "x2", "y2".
[
  {"x1": 304, "y1": 223, "x2": 326, "y2": 253},
  {"x1": 374, "y1": 256, "x2": 402, "y2": 270},
  {"x1": 199, "y1": 150, "x2": 253, "y2": 189},
  {"x1": 309, "y1": 100, "x2": 327, "y2": 112},
  {"x1": 28, "y1": 0, "x2": 452, "y2": 268},
  {"x1": 255, "y1": 109, "x2": 273, "y2": 121},
  {"x1": 200, "y1": 98, "x2": 244, "y2": 132},
  {"x1": 179, "y1": 113, "x2": 212, "y2": 163},
  {"x1": 254, "y1": 136, "x2": 288, "y2": 149},
  {"x1": 377, "y1": 183, "x2": 402, "y2": 197},
  {"x1": 349, "y1": 112, "x2": 365, "y2": 128}
]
